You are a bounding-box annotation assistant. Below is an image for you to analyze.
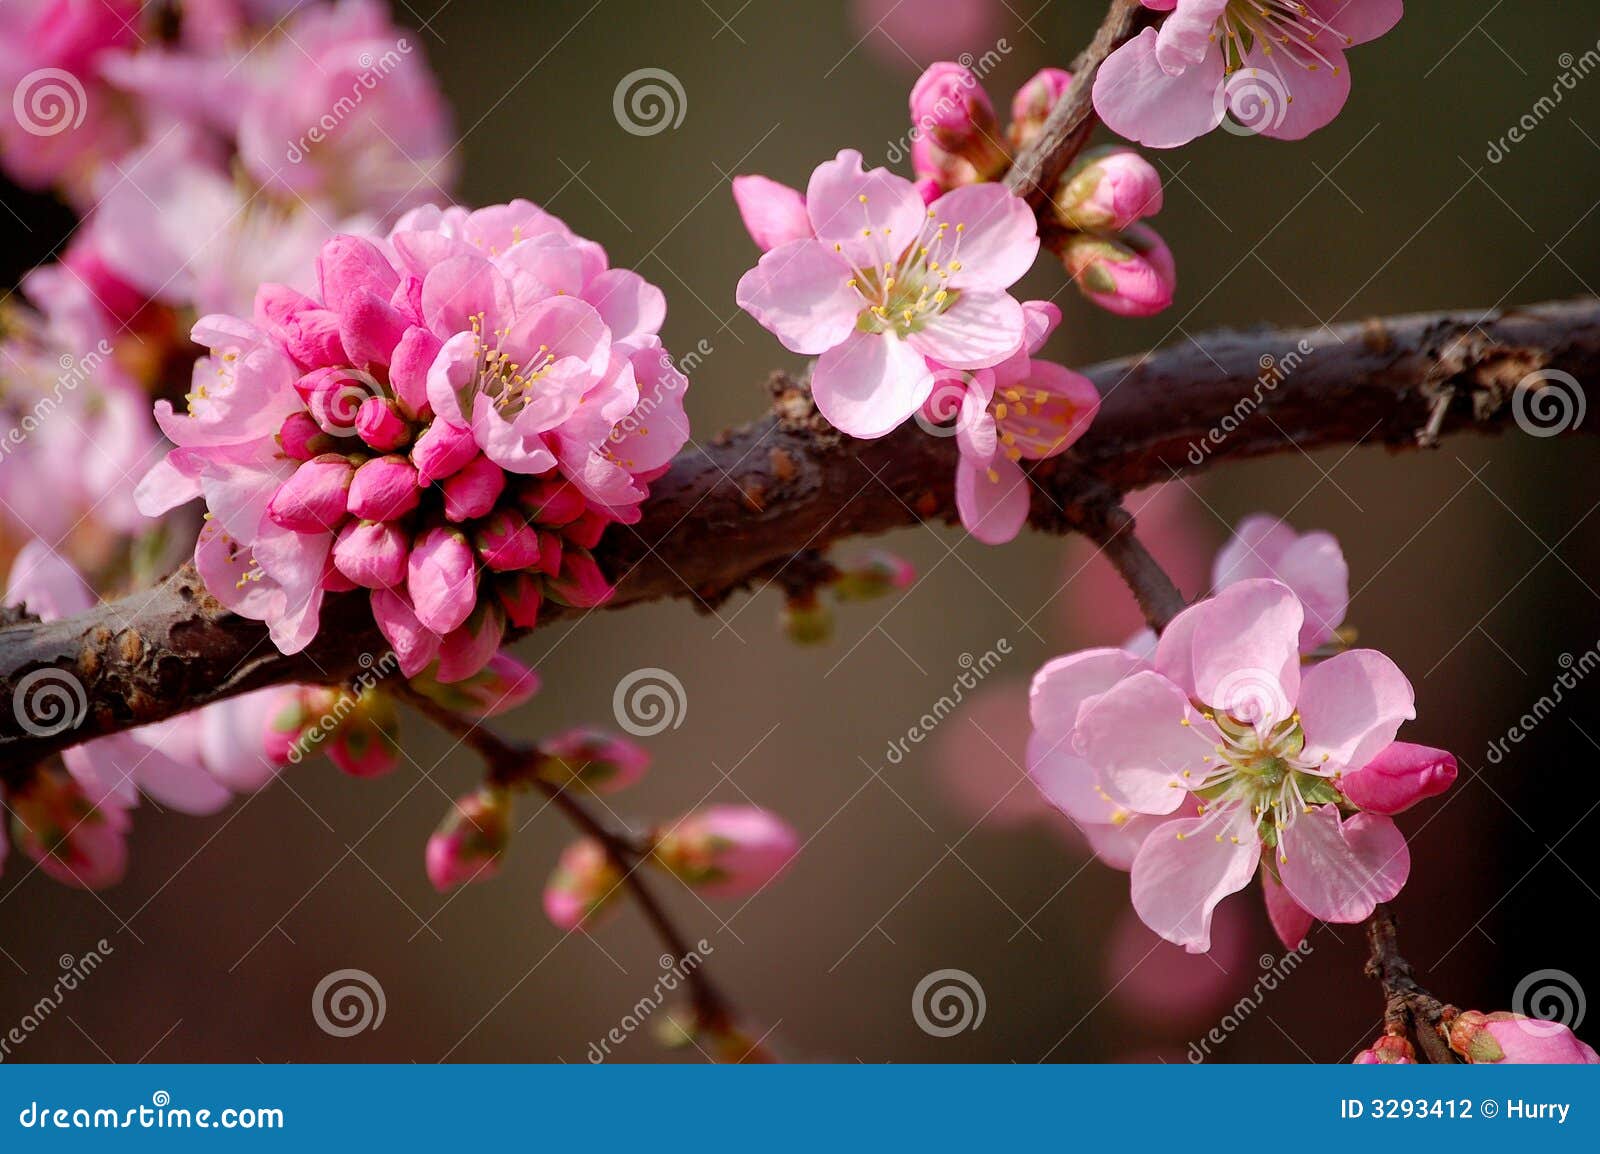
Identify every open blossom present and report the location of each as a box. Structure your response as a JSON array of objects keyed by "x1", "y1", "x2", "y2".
[
  {"x1": 136, "y1": 199, "x2": 691, "y2": 683},
  {"x1": 947, "y1": 301, "x2": 1100, "y2": 544},
  {"x1": 1029, "y1": 578, "x2": 1449, "y2": 952},
  {"x1": 1447, "y1": 1011, "x2": 1599, "y2": 1065},
  {"x1": 651, "y1": 806, "x2": 800, "y2": 897},
  {"x1": 735, "y1": 149, "x2": 1038, "y2": 439},
  {"x1": 1093, "y1": 1, "x2": 1404, "y2": 149}
]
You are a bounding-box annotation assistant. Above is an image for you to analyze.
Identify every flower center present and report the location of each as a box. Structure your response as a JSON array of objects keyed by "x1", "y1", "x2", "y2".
[
  {"x1": 843, "y1": 199, "x2": 966, "y2": 339},
  {"x1": 1217, "y1": 1, "x2": 1353, "y2": 76},
  {"x1": 469, "y1": 313, "x2": 556, "y2": 418},
  {"x1": 1185, "y1": 706, "x2": 1338, "y2": 859}
]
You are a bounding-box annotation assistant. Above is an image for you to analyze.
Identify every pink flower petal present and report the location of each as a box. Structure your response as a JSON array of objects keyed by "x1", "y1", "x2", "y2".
[
  {"x1": 1076, "y1": 670, "x2": 1215, "y2": 814},
  {"x1": 1131, "y1": 808, "x2": 1260, "y2": 952},
  {"x1": 925, "y1": 183, "x2": 1040, "y2": 290},
  {"x1": 1279, "y1": 806, "x2": 1409, "y2": 923},
  {"x1": 731, "y1": 174, "x2": 812, "y2": 251},
  {"x1": 1260, "y1": 865, "x2": 1315, "y2": 950},
  {"x1": 1093, "y1": 27, "x2": 1227, "y2": 149},
  {"x1": 956, "y1": 452, "x2": 1030, "y2": 544},
  {"x1": 1297, "y1": 648, "x2": 1415, "y2": 773},
  {"x1": 804, "y1": 148, "x2": 925, "y2": 267},
  {"x1": 1307, "y1": 0, "x2": 1403, "y2": 47},
  {"x1": 811, "y1": 330, "x2": 935, "y2": 439},
  {"x1": 906, "y1": 287, "x2": 1025, "y2": 369},
  {"x1": 734, "y1": 239, "x2": 860, "y2": 356}
]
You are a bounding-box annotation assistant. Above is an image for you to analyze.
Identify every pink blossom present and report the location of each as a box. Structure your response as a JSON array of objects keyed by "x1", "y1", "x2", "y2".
[
  {"x1": 651, "y1": 805, "x2": 800, "y2": 898},
  {"x1": 736, "y1": 149, "x2": 1038, "y2": 439},
  {"x1": 543, "y1": 839, "x2": 623, "y2": 930},
  {"x1": 1093, "y1": 1, "x2": 1403, "y2": 149},
  {"x1": 1009, "y1": 67, "x2": 1073, "y2": 151},
  {"x1": 1053, "y1": 148, "x2": 1165, "y2": 234},
  {"x1": 1029, "y1": 578, "x2": 1448, "y2": 952},
  {"x1": 1211, "y1": 513, "x2": 1349, "y2": 650},
  {"x1": 426, "y1": 787, "x2": 513, "y2": 892},
  {"x1": 1060, "y1": 224, "x2": 1176, "y2": 317},
  {"x1": 908, "y1": 62, "x2": 1007, "y2": 181},
  {"x1": 408, "y1": 652, "x2": 541, "y2": 719},
  {"x1": 1448, "y1": 1011, "x2": 1599, "y2": 1064}
]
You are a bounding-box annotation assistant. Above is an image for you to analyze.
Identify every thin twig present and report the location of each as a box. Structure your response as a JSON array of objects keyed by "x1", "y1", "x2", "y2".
[{"x1": 1364, "y1": 905, "x2": 1459, "y2": 1063}]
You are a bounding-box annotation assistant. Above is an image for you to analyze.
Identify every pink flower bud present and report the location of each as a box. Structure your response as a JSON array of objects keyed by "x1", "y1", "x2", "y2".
[
  {"x1": 832, "y1": 550, "x2": 916, "y2": 601},
  {"x1": 412, "y1": 419, "x2": 478, "y2": 486},
  {"x1": 1340, "y1": 742, "x2": 1457, "y2": 816},
  {"x1": 347, "y1": 454, "x2": 421, "y2": 521},
  {"x1": 296, "y1": 367, "x2": 378, "y2": 436},
  {"x1": 356, "y1": 396, "x2": 411, "y2": 452},
  {"x1": 408, "y1": 526, "x2": 479, "y2": 635},
  {"x1": 1448, "y1": 1011, "x2": 1600, "y2": 1064},
  {"x1": 332, "y1": 519, "x2": 409, "y2": 589},
  {"x1": 267, "y1": 454, "x2": 355, "y2": 533},
  {"x1": 543, "y1": 838, "x2": 623, "y2": 930},
  {"x1": 435, "y1": 604, "x2": 505, "y2": 684},
  {"x1": 651, "y1": 805, "x2": 800, "y2": 897},
  {"x1": 563, "y1": 509, "x2": 610, "y2": 550},
  {"x1": 1054, "y1": 147, "x2": 1164, "y2": 233},
  {"x1": 7, "y1": 768, "x2": 131, "y2": 890},
  {"x1": 276, "y1": 304, "x2": 345, "y2": 370},
  {"x1": 535, "y1": 530, "x2": 563, "y2": 578},
  {"x1": 409, "y1": 652, "x2": 541, "y2": 718},
  {"x1": 475, "y1": 510, "x2": 541, "y2": 572},
  {"x1": 535, "y1": 728, "x2": 651, "y2": 794},
  {"x1": 325, "y1": 688, "x2": 402, "y2": 778},
  {"x1": 495, "y1": 572, "x2": 543, "y2": 628},
  {"x1": 388, "y1": 326, "x2": 441, "y2": 418},
  {"x1": 1352, "y1": 1035, "x2": 1416, "y2": 1064},
  {"x1": 520, "y1": 478, "x2": 586, "y2": 526},
  {"x1": 1061, "y1": 224, "x2": 1176, "y2": 317},
  {"x1": 909, "y1": 62, "x2": 1006, "y2": 178},
  {"x1": 441, "y1": 454, "x2": 506, "y2": 522},
  {"x1": 278, "y1": 411, "x2": 332, "y2": 461},
  {"x1": 1009, "y1": 67, "x2": 1073, "y2": 150},
  {"x1": 911, "y1": 134, "x2": 976, "y2": 192},
  {"x1": 426, "y1": 787, "x2": 514, "y2": 892},
  {"x1": 731, "y1": 174, "x2": 812, "y2": 252},
  {"x1": 546, "y1": 548, "x2": 613, "y2": 608}
]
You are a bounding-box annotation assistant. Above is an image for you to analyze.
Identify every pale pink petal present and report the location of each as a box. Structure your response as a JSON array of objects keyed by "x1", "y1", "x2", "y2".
[
  {"x1": 1076, "y1": 670, "x2": 1215, "y2": 814},
  {"x1": 1093, "y1": 28, "x2": 1227, "y2": 149},
  {"x1": 1297, "y1": 648, "x2": 1415, "y2": 773},
  {"x1": 804, "y1": 148, "x2": 925, "y2": 266},
  {"x1": 1165, "y1": 578, "x2": 1302, "y2": 721},
  {"x1": 1210, "y1": 514, "x2": 1298, "y2": 587},
  {"x1": 734, "y1": 239, "x2": 860, "y2": 356},
  {"x1": 1028, "y1": 647, "x2": 1145, "y2": 742},
  {"x1": 1273, "y1": 531, "x2": 1348, "y2": 649},
  {"x1": 906, "y1": 288, "x2": 1026, "y2": 369},
  {"x1": 1131, "y1": 808, "x2": 1260, "y2": 952},
  {"x1": 5, "y1": 540, "x2": 96, "y2": 620},
  {"x1": 1028, "y1": 730, "x2": 1118, "y2": 826},
  {"x1": 1279, "y1": 806, "x2": 1409, "y2": 923},
  {"x1": 731, "y1": 174, "x2": 812, "y2": 251},
  {"x1": 926, "y1": 183, "x2": 1040, "y2": 290},
  {"x1": 811, "y1": 330, "x2": 935, "y2": 439},
  {"x1": 421, "y1": 254, "x2": 509, "y2": 341},
  {"x1": 956, "y1": 453, "x2": 1030, "y2": 545},
  {"x1": 1155, "y1": 0, "x2": 1229, "y2": 71},
  {"x1": 1020, "y1": 299, "x2": 1061, "y2": 355},
  {"x1": 1306, "y1": 0, "x2": 1403, "y2": 46},
  {"x1": 995, "y1": 360, "x2": 1100, "y2": 460},
  {"x1": 581, "y1": 268, "x2": 666, "y2": 352},
  {"x1": 1084, "y1": 813, "x2": 1166, "y2": 871},
  {"x1": 1260, "y1": 866, "x2": 1316, "y2": 950},
  {"x1": 1238, "y1": 48, "x2": 1352, "y2": 141}
]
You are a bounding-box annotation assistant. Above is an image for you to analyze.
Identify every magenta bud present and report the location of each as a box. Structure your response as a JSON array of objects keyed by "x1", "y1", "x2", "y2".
[
  {"x1": 408, "y1": 652, "x2": 541, "y2": 719},
  {"x1": 1352, "y1": 1035, "x2": 1416, "y2": 1064},
  {"x1": 562, "y1": 510, "x2": 609, "y2": 550},
  {"x1": 520, "y1": 478, "x2": 586, "y2": 526},
  {"x1": 267, "y1": 453, "x2": 355, "y2": 532},
  {"x1": 475, "y1": 510, "x2": 541, "y2": 572},
  {"x1": 546, "y1": 548, "x2": 613, "y2": 608},
  {"x1": 543, "y1": 839, "x2": 622, "y2": 930},
  {"x1": 535, "y1": 727, "x2": 651, "y2": 794},
  {"x1": 650, "y1": 805, "x2": 800, "y2": 898},
  {"x1": 347, "y1": 455, "x2": 421, "y2": 521},
  {"x1": 296, "y1": 367, "x2": 381, "y2": 436},
  {"x1": 333, "y1": 519, "x2": 409, "y2": 589},
  {"x1": 412, "y1": 419, "x2": 479, "y2": 486},
  {"x1": 1448, "y1": 1011, "x2": 1600, "y2": 1064},
  {"x1": 356, "y1": 396, "x2": 411, "y2": 452},
  {"x1": 441, "y1": 454, "x2": 506, "y2": 523},
  {"x1": 495, "y1": 572, "x2": 543, "y2": 628},
  {"x1": 407, "y1": 526, "x2": 479, "y2": 635},
  {"x1": 1009, "y1": 67, "x2": 1073, "y2": 150},
  {"x1": 1061, "y1": 224, "x2": 1176, "y2": 318},
  {"x1": 1339, "y1": 742, "x2": 1457, "y2": 816},
  {"x1": 1054, "y1": 147, "x2": 1164, "y2": 233},
  {"x1": 909, "y1": 62, "x2": 1006, "y2": 178},
  {"x1": 325, "y1": 688, "x2": 402, "y2": 778},
  {"x1": 535, "y1": 530, "x2": 563, "y2": 578},
  {"x1": 426, "y1": 787, "x2": 514, "y2": 892},
  {"x1": 277, "y1": 411, "x2": 332, "y2": 461}
]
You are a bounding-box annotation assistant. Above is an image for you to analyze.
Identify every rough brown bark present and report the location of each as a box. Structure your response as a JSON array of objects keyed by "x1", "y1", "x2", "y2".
[
  {"x1": 3, "y1": 296, "x2": 1597, "y2": 778},
  {"x1": 1365, "y1": 905, "x2": 1459, "y2": 1064}
]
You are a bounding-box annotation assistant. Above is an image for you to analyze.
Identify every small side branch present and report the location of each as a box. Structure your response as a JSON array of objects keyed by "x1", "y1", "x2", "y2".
[{"x1": 1365, "y1": 905, "x2": 1459, "y2": 1064}]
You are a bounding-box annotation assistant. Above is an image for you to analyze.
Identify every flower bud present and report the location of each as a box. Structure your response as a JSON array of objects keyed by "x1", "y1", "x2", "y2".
[
  {"x1": 495, "y1": 571, "x2": 544, "y2": 629},
  {"x1": 267, "y1": 454, "x2": 355, "y2": 533},
  {"x1": 333, "y1": 519, "x2": 410, "y2": 589},
  {"x1": 519, "y1": 478, "x2": 586, "y2": 526},
  {"x1": 412, "y1": 418, "x2": 478, "y2": 486},
  {"x1": 347, "y1": 454, "x2": 420, "y2": 522},
  {"x1": 296, "y1": 367, "x2": 375, "y2": 436},
  {"x1": 780, "y1": 594, "x2": 833, "y2": 644},
  {"x1": 547, "y1": 549, "x2": 613, "y2": 608},
  {"x1": 909, "y1": 62, "x2": 1007, "y2": 179},
  {"x1": 278, "y1": 411, "x2": 333, "y2": 461},
  {"x1": 426, "y1": 787, "x2": 514, "y2": 892},
  {"x1": 651, "y1": 805, "x2": 800, "y2": 897},
  {"x1": 535, "y1": 727, "x2": 651, "y2": 794},
  {"x1": 408, "y1": 527, "x2": 479, "y2": 635},
  {"x1": 831, "y1": 550, "x2": 916, "y2": 602},
  {"x1": 435, "y1": 604, "x2": 505, "y2": 684},
  {"x1": 1340, "y1": 742, "x2": 1457, "y2": 816},
  {"x1": 543, "y1": 839, "x2": 623, "y2": 930},
  {"x1": 1053, "y1": 147, "x2": 1164, "y2": 233},
  {"x1": 563, "y1": 509, "x2": 609, "y2": 550},
  {"x1": 7, "y1": 768, "x2": 130, "y2": 890},
  {"x1": 356, "y1": 396, "x2": 411, "y2": 452},
  {"x1": 324, "y1": 687, "x2": 402, "y2": 778},
  {"x1": 409, "y1": 652, "x2": 541, "y2": 718},
  {"x1": 1352, "y1": 1034, "x2": 1416, "y2": 1064},
  {"x1": 911, "y1": 134, "x2": 977, "y2": 192},
  {"x1": 535, "y1": 530, "x2": 563, "y2": 578},
  {"x1": 1009, "y1": 67, "x2": 1073, "y2": 150},
  {"x1": 1447, "y1": 1011, "x2": 1600, "y2": 1064},
  {"x1": 475, "y1": 510, "x2": 541, "y2": 572},
  {"x1": 281, "y1": 306, "x2": 345, "y2": 370},
  {"x1": 1061, "y1": 224, "x2": 1176, "y2": 317},
  {"x1": 441, "y1": 454, "x2": 506, "y2": 522}
]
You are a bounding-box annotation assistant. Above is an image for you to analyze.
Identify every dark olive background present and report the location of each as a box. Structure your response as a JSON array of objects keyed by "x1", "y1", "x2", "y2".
[{"x1": 2, "y1": 0, "x2": 1597, "y2": 1064}]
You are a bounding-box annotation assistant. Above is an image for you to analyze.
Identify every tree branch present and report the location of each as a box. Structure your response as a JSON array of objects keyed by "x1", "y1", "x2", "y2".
[
  {"x1": 1364, "y1": 905, "x2": 1459, "y2": 1064},
  {"x1": 3, "y1": 296, "x2": 1597, "y2": 775}
]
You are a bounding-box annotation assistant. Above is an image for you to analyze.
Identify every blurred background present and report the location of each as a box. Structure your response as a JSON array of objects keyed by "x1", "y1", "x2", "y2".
[{"x1": 2, "y1": 0, "x2": 1598, "y2": 1064}]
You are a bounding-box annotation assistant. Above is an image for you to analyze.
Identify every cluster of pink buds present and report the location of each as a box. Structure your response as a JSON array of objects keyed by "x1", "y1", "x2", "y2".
[
  {"x1": 1052, "y1": 147, "x2": 1175, "y2": 317},
  {"x1": 909, "y1": 64, "x2": 1072, "y2": 197}
]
